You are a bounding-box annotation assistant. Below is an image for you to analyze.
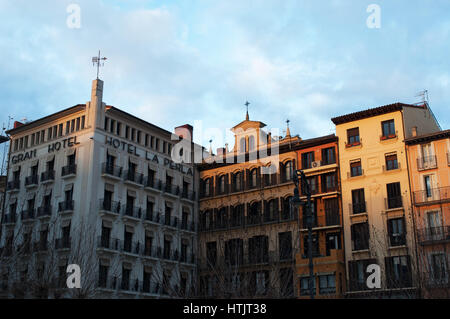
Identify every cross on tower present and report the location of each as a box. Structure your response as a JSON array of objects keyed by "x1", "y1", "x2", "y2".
[
  {"x1": 245, "y1": 101, "x2": 250, "y2": 120},
  {"x1": 92, "y1": 50, "x2": 108, "y2": 79}
]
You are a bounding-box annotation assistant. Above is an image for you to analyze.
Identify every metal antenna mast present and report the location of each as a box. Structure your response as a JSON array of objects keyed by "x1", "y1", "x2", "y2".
[{"x1": 92, "y1": 50, "x2": 107, "y2": 79}]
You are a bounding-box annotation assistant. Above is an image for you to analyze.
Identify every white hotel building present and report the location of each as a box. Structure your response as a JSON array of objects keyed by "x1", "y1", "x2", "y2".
[{"x1": 0, "y1": 79, "x2": 199, "y2": 298}]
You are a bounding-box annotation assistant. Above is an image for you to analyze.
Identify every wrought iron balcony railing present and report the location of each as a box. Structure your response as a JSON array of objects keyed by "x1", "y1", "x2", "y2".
[
  {"x1": 61, "y1": 164, "x2": 77, "y2": 176},
  {"x1": 413, "y1": 186, "x2": 450, "y2": 205},
  {"x1": 417, "y1": 155, "x2": 437, "y2": 170}
]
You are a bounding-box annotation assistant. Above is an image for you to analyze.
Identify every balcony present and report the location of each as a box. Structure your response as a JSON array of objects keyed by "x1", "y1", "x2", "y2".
[
  {"x1": 417, "y1": 226, "x2": 450, "y2": 245},
  {"x1": 349, "y1": 202, "x2": 367, "y2": 215},
  {"x1": 180, "y1": 220, "x2": 196, "y2": 232},
  {"x1": 55, "y1": 237, "x2": 71, "y2": 250},
  {"x1": 143, "y1": 177, "x2": 162, "y2": 192},
  {"x1": 37, "y1": 205, "x2": 52, "y2": 219},
  {"x1": 413, "y1": 186, "x2": 450, "y2": 206},
  {"x1": 97, "y1": 236, "x2": 120, "y2": 251},
  {"x1": 162, "y1": 249, "x2": 180, "y2": 262},
  {"x1": 33, "y1": 241, "x2": 48, "y2": 252},
  {"x1": 41, "y1": 170, "x2": 55, "y2": 183},
  {"x1": 380, "y1": 131, "x2": 398, "y2": 141},
  {"x1": 21, "y1": 209, "x2": 36, "y2": 222},
  {"x1": 58, "y1": 200, "x2": 74, "y2": 214},
  {"x1": 163, "y1": 183, "x2": 180, "y2": 197},
  {"x1": 142, "y1": 245, "x2": 161, "y2": 259},
  {"x1": 123, "y1": 170, "x2": 144, "y2": 186},
  {"x1": 61, "y1": 164, "x2": 77, "y2": 178},
  {"x1": 181, "y1": 189, "x2": 196, "y2": 201},
  {"x1": 2, "y1": 213, "x2": 16, "y2": 225},
  {"x1": 122, "y1": 205, "x2": 143, "y2": 222},
  {"x1": 101, "y1": 163, "x2": 122, "y2": 180},
  {"x1": 143, "y1": 210, "x2": 160, "y2": 225},
  {"x1": 385, "y1": 196, "x2": 403, "y2": 210},
  {"x1": 417, "y1": 156, "x2": 437, "y2": 170},
  {"x1": 120, "y1": 240, "x2": 141, "y2": 256},
  {"x1": 25, "y1": 175, "x2": 39, "y2": 188},
  {"x1": 6, "y1": 180, "x2": 20, "y2": 192},
  {"x1": 99, "y1": 199, "x2": 121, "y2": 218},
  {"x1": 163, "y1": 215, "x2": 179, "y2": 229}
]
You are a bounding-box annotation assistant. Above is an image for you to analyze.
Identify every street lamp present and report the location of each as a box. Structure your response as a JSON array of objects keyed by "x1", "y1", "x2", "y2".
[{"x1": 292, "y1": 170, "x2": 315, "y2": 299}]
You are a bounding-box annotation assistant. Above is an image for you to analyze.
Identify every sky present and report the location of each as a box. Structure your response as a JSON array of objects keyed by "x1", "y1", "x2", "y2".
[{"x1": 0, "y1": 0, "x2": 449, "y2": 158}]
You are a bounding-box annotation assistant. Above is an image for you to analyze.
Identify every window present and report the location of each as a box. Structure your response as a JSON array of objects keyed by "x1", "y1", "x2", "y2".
[
  {"x1": 219, "y1": 175, "x2": 226, "y2": 194},
  {"x1": 303, "y1": 233, "x2": 319, "y2": 257},
  {"x1": 278, "y1": 232, "x2": 292, "y2": 261},
  {"x1": 303, "y1": 176, "x2": 318, "y2": 195},
  {"x1": 249, "y1": 168, "x2": 258, "y2": 189},
  {"x1": 322, "y1": 147, "x2": 336, "y2": 165},
  {"x1": 99, "y1": 265, "x2": 108, "y2": 288},
  {"x1": 386, "y1": 182, "x2": 402, "y2": 209},
  {"x1": 248, "y1": 136, "x2": 255, "y2": 151},
  {"x1": 248, "y1": 236, "x2": 268, "y2": 264},
  {"x1": 225, "y1": 238, "x2": 244, "y2": 266},
  {"x1": 324, "y1": 198, "x2": 339, "y2": 226},
  {"x1": 319, "y1": 275, "x2": 336, "y2": 295},
  {"x1": 385, "y1": 154, "x2": 398, "y2": 170},
  {"x1": 76, "y1": 118, "x2": 80, "y2": 131},
  {"x1": 230, "y1": 205, "x2": 244, "y2": 227},
  {"x1": 348, "y1": 259, "x2": 376, "y2": 291},
  {"x1": 206, "y1": 242, "x2": 217, "y2": 266},
  {"x1": 302, "y1": 152, "x2": 314, "y2": 169},
  {"x1": 109, "y1": 119, "x2": 115, "y2": 133},
  {"x1": 351, "y1": 189, "x2": 366, "y2": 214},
  {"x1": 71, "y1": 119, "x2": 75, "y2": 133},
  {"x1": 284, "y1": 161, "x2": 293, "y2": 182},
  {"x1": 204, "y1": 178, "x2": 210, "y2": 197},
  {"x1": 104, "y1": 117, "x2": 109, "y2": 131},
  {"x1": 388, "y1": 218, "x2": 406, "y2": 246},
  {"x1": 66, "y1": 121, "x2": 70, "y2": 134},
  {"x1": 326, "y1": 233, "x2": 341, "y2": 256},
  {"x1": 321, "y1": 173, "x2": 337, "y2": 192},
  {"x1": 233, "y1": 172, "x2": 242, "y2": 192},
  {"x1": 58, "y1": 124, "x2": 63, "y2": 137},
  {"x1": 300, "y1": 277, "x2": 316, "y2": 296},
  {"x1": 350, "y1": 160, "x2": 362, "y2": 177},
  {"x1": 381, "y1": 119, "x2": 395, "y2": 138},
  {"x1": 81, "y1": 116, "x2": 85, "y2": 129},
  {"x1": 385, "y1": 255, "x2": 412, "y2": 288},
  {"x1": 137, "y1": 130, "x2": 141, "y2": 144},
  {"x1": 240, "y1": 138, "x2": 246, "y2": 153},
  {"x1": 347, "y1": 127, "x2": 360, "y2": 146},
  {"x1": 125, "y1": 125, "x2": 130, "y2": 139},
  {"x1": 431, "y1": 253, "x2": 447, "y2": 282},
  {"x1": 351, "y1": 222, "x2": 370, "y2": 251},
  {"x1": 116, "y1": 122, "x2": 121, "y2": 136}
]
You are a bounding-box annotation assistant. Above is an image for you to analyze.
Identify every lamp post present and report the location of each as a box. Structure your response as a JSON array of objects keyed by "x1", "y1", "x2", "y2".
[{"x1": 292, "y1": 169, "x2": 314, "y2": 299}]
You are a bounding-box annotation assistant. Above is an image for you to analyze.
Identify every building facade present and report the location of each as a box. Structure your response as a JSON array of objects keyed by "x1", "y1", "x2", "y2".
[
  {"x1": 332, "y1": 102, "x2": 441, "y2": 298},
  {"x1": 197, "y1": 115, "x2": 301, "y2": 298},
  {"x1": 405, "y1": 129, "x2": 450, "y2": 298},
  {"x1": 294, "y1": 135, "x2": 346, "y2": 298},
  {"x1": 0, "y1": 79, "x2": 198, "y2": 298}
]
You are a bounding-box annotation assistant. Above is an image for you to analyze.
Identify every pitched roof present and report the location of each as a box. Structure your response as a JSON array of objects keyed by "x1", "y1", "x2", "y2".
[
  {"x1": 404, "y1": 129, "x2": 450, "y2": 145},
  {"x1": 331, "y1": 102, "x2": 426, "y2": 125}
]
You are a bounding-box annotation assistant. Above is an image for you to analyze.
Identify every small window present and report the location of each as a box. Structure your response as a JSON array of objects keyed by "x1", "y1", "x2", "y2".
[
  {"x1": 385, "y1": 154, "x2": 398, "y2": 170},
  {"x1": 350, "y1": 160, "x2": 362, "y2": 177},
  {"x1": 381, "y1": 119, "x2": 396, "y2": 139},
  {"x1": 347, "y1": 128, "x2": 360, "y2": 146}
]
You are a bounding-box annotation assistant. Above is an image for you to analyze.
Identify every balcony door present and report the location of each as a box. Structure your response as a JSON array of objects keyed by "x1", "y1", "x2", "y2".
[
  {"x1": 427, "y1": 211, "x2": 443, "y2": 240},
  {"x1": 423, "y1": 174, "x2": 438, "y2": 201}
]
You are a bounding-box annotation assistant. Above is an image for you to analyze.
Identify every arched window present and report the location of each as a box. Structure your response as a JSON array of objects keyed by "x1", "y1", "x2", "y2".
[
  {"x1": 285, "y1": 161, "x2": 293, "y2": 182},
  {"x1": 283, "y1": 196, "x2": 292, "y2": 219},
  {"x1": 219, "y1": 175, "x2": 226, "y2": 194},
  {"x1": 205, "y1": 178, "x2": 210, "y2": 196},
  {"x1": 240, "y1": 137, "x2": 246, "y2": 153},
  {"x1": 248, "y1": 135, "x2": 255, "y2": 151},
  {"x1": 250, "y1": 168, "x2": 258, "y2": 188},
  {"x1": 234, "y1": 172, "x2": 242, "y2": 192}
]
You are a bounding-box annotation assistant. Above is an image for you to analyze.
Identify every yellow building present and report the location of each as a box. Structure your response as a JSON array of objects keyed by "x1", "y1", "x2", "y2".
[
  {"x1": 332, "y1": 102, "x2": 440, "y2": 298},
  {"x1": 405, "y1": 129, "x2": 450, "y2": 298}
]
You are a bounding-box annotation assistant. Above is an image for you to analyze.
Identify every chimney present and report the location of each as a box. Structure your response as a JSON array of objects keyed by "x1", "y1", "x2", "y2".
[
  {"x1": 175, "y1": 124, "x2": 193, "y2": 141},
  {"x1": 13, "y1": 121, "x2": 24, "y2": 129},
  {"x1": 411, "y1": 126, "x2": 418, "y2": 137}
]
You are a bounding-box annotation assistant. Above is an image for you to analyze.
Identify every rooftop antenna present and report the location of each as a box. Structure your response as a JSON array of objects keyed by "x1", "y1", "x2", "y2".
[
  {"x1": 415, "y1": 89, "x2": 429, "y2": 104},
  {"x1": 92, "y1": 50, "x2": 107, "y2": 79}
]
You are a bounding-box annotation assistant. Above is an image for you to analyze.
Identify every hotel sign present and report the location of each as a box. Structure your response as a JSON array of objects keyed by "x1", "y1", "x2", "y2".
[
  {"x1": 105, "y1": 136, "x2": 193, "y2": 176},
  {"x1": 11, "y1": 136, "x2": 80, "y2": 165}
]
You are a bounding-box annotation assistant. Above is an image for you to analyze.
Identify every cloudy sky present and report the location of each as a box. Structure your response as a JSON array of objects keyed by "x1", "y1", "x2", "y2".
[{"x1": 0, "y1": 0, "x2": 449, "y2": 156}]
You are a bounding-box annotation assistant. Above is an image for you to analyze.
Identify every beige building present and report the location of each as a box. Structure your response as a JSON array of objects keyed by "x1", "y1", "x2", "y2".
[
  {"x1": 197, "y1": 113, "x2": 301, "y2": 298},
  {"x1": 0, "y1": 78, "x2": 198, "y2": 298},
  {"x1": 332, "y1": 102, "x2": 440, "y2": 298}
]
